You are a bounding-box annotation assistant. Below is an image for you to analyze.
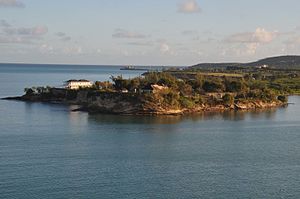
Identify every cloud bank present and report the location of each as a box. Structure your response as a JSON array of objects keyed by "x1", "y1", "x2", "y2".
[
  {"x1": 0, "y1": 0, "x2": 24, "y2": 8},
  {"x1": 0, "y1": 24, "x2": 48, "y2": 44},
  {"x1": 225, "y1": 28, "x2": 277, "y2": 44},
  {"x1": 3, "y1": 26, "x2": 48, "y2": 36}
]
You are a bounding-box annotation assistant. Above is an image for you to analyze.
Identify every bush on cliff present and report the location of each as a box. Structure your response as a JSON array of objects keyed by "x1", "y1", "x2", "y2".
[
  {"x1": 222, "y1": 94, "x2": 234, "y2": 106},
  {"x1": 277, "y1": 95, "x2": 288, "y2": 103}
]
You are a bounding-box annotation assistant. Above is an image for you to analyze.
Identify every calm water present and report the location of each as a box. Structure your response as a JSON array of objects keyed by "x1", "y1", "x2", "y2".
[{"x1": 0, "y1": 64, "x2": 300, "y2": 198}]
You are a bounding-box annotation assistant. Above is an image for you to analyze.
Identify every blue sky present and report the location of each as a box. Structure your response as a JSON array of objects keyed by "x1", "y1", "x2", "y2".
[{"x1": 0, "y1": 0, "x2": 300, "y2": 66}]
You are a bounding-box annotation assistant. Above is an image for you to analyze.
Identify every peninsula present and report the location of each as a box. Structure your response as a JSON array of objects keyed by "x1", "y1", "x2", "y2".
[{"x1": 3, "y1": 55, "x2": 300, "y2": 115}]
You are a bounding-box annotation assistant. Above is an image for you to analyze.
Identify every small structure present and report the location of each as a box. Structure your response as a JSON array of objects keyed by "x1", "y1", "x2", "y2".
[
  {"x1": 65, "y1": 79, "x2": 93, "y2": 90},
  {"x1": 256, "y1": 64, "x2": 269, "y2": 69}
]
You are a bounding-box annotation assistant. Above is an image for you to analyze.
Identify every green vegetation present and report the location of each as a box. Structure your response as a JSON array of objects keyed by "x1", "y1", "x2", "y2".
[
  {"x1": 21, "y1": 56, "x2": 300, "y2": 114},
  {"x1": 24, "y1": 86, "x2": 52, "y2": 95},
  {"x1": 103, "y1": 68, "x2": 295, "y2": 110},
  {"x1": 22, "y1": 65, "x2": 298, "y2": 112}
]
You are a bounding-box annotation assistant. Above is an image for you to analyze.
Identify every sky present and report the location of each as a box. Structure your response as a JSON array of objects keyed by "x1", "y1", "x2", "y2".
[{"x1": 0, "y1": 0, "x2": 300, "y2": 66}]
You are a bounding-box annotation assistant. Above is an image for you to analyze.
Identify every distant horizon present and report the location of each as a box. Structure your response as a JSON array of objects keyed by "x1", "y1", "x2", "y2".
[
  {"x1": 1, "y1": 0, "x2": 300, "y2": 65},
  {"x1": 0, "y1": 54, "x2": 299, "y2": 67}
]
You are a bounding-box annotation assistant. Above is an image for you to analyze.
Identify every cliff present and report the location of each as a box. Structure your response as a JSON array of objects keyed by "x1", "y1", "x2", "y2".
[
  {"x1": 3, "y1": 89, "x2": 287, "y2": 115},
  {"x1": 85, "y1": 94, "x2": 285, "y2": 115}
]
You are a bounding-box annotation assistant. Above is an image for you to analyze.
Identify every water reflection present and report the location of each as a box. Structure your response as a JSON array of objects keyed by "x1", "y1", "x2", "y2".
[
  {"x1": 87, "y1": 96, "x2": 300, "y2": 126},
  {"x1": 88, "y1": 114, "x2": 184, "y2": 125},
  {"x1": 12, "y1": 96, "x2": 298, "y2": 127},
  {"x1": 87, "y1": 108, "x2": 282, "y2": 125},
  {"x1": 247, "y1": 108, "x2": 278, "y2": 120}
]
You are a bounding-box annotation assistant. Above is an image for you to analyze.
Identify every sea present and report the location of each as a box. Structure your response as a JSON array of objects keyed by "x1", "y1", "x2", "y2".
[{"x1": 0, "y1": 63, "x2": 300, "y2": 199}]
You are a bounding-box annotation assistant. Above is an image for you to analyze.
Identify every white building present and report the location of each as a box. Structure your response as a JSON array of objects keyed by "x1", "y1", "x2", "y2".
[{"x1": 65, "y1": 79, "x2": 93, "y2": 90}]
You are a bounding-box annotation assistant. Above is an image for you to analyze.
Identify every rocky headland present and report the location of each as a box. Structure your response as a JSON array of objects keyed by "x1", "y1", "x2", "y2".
[{"x1": 2, "y1": 87, "x2": 287, "y2": 115}]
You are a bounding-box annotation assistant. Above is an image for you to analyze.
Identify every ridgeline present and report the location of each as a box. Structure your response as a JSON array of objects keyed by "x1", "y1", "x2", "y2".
[{"x1": 191, "y1": 55, "x2": 300, "y2": 70}]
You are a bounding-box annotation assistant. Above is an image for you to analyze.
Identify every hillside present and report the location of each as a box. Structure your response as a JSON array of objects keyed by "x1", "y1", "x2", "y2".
[
  {"x1": 243, "y1": 55, "x2": 300, "y2": 68},
  {"x1": 191, "y1": 55, "x2": 300, "y2": 69}
]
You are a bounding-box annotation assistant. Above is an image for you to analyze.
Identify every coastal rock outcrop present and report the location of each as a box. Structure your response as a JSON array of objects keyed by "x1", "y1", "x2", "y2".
[{"x1": 2, "y1": 89, "x2": 287, "y2": 115}]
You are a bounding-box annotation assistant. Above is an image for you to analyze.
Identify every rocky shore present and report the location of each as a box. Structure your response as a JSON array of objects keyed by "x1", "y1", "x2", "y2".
[{"x1": 2, "y1": 89, "x2": 287, "y2": 115}]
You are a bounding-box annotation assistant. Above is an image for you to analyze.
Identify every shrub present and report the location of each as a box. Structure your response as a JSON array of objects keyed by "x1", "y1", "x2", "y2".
[
  {"x1": 179, "y1": 96, "x2": 195, "y2": 108},
  {"x1": 277, "y1": 95, "x2": 288, "y2": 103},
  {"x1": 202, "y1": 80, "x2": 224, "y2": 92},
  {"x1": 222, "y1": 94, "x2": 234, "y2": 105}
]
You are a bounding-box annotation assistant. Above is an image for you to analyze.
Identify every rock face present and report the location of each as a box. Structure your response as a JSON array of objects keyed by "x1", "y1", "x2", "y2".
[
  {"x1": 234, "y1": 100, "x2": 284, "y2": 110},
  {"x1": 2, "y1": 89, "x2": 287, "y2": 115},
  {"x1": 86, "y1": 93, "x2": 143, "y2": 114},
  {"x1": 83, "y1": 92, "x2": 286, "y2": 115}
]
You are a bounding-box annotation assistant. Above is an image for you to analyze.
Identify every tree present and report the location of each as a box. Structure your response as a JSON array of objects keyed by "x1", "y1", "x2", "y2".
[
  {"x1": 178, "y1": 81, "x2": 193, "y2": 96},
  {"x1": 188, "y1": 73, "x2": 204, "y2": 93},
  {"x1": 110, "y1": 75, "x2": 129, "y2": 91},
  {"x1": 24, "y1": 88, "x2": 34, "y2": 95},
  {"x1": 144, "y1": 72, "x2": 159, "y2": 84},
  {"x1": 249, "y1": 80, "x2": 267, "y2": 90},
  {"x1": 225, "y1": 79, "x2": 246, "y2": 92},
  {"x1": 128, "y1": 78, "x2": 141, "y2": 91},
  {"x1": 202, "y1": 80, "x2": 224, "y2": 92},
  {"x1": 157, "y1": 73, "x2": 178, "y2": 88}
]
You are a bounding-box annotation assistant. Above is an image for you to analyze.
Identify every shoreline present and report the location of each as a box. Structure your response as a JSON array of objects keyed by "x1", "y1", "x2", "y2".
[{"x1": 1, "y1": 94, "x2": 287, "y2": 116}]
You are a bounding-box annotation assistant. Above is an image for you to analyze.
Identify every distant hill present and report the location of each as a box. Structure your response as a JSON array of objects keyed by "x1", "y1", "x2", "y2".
[
  {"x1": 190, "y1": 62, "x2": 240, "y2": 69},
  {"x1": 243, "y1": 55, "x2": 300, "y2": 68},
  {"x1": 191, "y1": 55, "x2": 300, "y2": 69}
]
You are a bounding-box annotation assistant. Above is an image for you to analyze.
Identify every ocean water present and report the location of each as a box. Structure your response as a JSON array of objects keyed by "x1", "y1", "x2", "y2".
[{"x1": 0, "y1": 64, "x2": 300, "y2": 198}]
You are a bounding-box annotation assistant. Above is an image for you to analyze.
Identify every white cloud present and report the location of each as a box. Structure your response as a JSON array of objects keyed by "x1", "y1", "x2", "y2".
[
  {"x1": 112, "y1": 29, "x2": 148, "y2": 39},
  {"x1": 39, "y1": 44, "x2": 84, "y2": 55},
  {"x1": 253, "y1": 28, "x2": 277, "y2": 43},
  {"x1": 225, "y1": 28, "x2": 277, "y2": 44},
  {"x1": 220, "y1": 42, "x2": 261, "y2": 59},
  {"x1": 223, "y1": 28, "x2": 278, "y2": 56},
  {"x1": 0, "y1": 25, "x2": 48, "y2": 44},
  {"x1": 160, "y1": 43, "x2": 170, "y2": 54},
  {"x1": 245, "y1": 43, "x2": 260, "y2": 55},
  {"x1": 178, "y1": 0, "x2": 201, "y2": 14},
  {"x1": 3, "y1": 26, "x2": 48, "y2": 36},
  {"x1": 0, "y1": 0, "x2": 24, "y2": 7}
]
